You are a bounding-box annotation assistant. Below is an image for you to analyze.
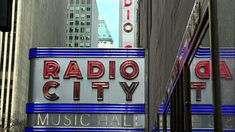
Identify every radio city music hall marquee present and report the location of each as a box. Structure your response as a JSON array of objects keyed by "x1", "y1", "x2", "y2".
[{"x1": 26, "y1": 48, "x2": 146, "y2": 131}]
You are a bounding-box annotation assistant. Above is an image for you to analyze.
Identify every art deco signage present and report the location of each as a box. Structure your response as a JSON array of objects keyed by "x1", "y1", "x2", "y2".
[
  {"x1": 26, "y1": 48, "x2": 145, "y2": 131},
  {"x1": 120, "y1": 0, "x2": 138, "y2": 48},
  {"x1": 189, "y1": 47, "x2": 235, "y2": 130},
  {"x1": 158, "y1": 47, "x2": 235, "y2": 130}
]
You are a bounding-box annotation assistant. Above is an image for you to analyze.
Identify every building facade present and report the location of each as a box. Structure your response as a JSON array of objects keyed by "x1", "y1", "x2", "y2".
[
  {"x1": 98, "y1": 18, "x2": 114, "y2": 48},
  {"x1": 66, "y1": 0, "x2": 98, "y2": 47},
  {"x1": 0, "y1": 0, "x2": 67, "y2": 130},
  {"x1": 139, "y1": 0, "x2": 235, "y2": 131}
]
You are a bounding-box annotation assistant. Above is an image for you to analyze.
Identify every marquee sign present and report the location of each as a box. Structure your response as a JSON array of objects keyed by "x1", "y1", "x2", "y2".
[
  {"x1": 26, "y1": 48, "x2": 145, "y2": 131},
  {"x1": 189, "y1": 47, "x2": 235, "y2": 130},
  {"x1": 158, "y1": 47, "x2": 235, "y2": 131}
]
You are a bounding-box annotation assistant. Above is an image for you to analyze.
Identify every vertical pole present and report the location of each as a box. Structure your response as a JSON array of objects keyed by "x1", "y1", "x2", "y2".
[
  {"x1": 163, "y1": 110, "x2": 167, "y2": 132},
  {"x1": 178, "y1": 75, "x2": 184, "y2": 132},
  {"x1": 183, "y1": 66, "x2": 192, "y2": 132},
  {"x1": 209, "y1": 0, "x2": 223, "y2": 131},
  {"x1": 170, "y1": 97, "x2": 174, "y2": 131},
  {"x1": 156, "y1": 113, "x2": 160, "y2": 132}
]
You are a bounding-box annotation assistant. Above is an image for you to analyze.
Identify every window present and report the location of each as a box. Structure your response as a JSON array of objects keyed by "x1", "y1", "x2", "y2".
[
  {"x1": 75, "y1": 43, "x2": 78, "y2": 47},
  {"x1": 69, "y1": 28, "x2": 73, "y2": 33},
  {"x1": 86, "y1": 15, "x2": 91, "y2": 19},
  {"x1": 75, "y1": 20, "x2": 79, "y2": 25},
  {"x1": 70, "y1": 22, "x2": 73, "y2": 25},
  {"x1": 86, "y1": 28, "x2": 90, "y2": 32},
  {"x1": 81, "y1": 28, "x2": 84, "y2": 33},
  {"x1": 87, "y1": 8, "x2": 91, "y2": 11},
  {"x1": 75, "y1": 36, "x2": 79, "y2": 40},
  {"x1": 87, "y1": 0, "x2": 91, "y2": 4},
  {"x1": 70, "y1": 0, "x2": 74, "y2": 4},
  {"x1": 82, "y1": 0, "x2": 85, "y2": 4},
  {"x1": 69, "y1": 36, "x2": 73, "y2": 40},
  {"x1": 86, "y1": 22, "x2": 90, "y2": 25},
  {"x1": 76, "y1": 0, "x2": 79, "y2": 4},
  {"x1": 75, "y1": 28, "x2": 79, "y2": 33},
  {"x1": 80, "y1": 43, "x2": 84, "y2": 47},
  {"x1": 70, "y1": 13, "x2": 74, "y2": 19}
]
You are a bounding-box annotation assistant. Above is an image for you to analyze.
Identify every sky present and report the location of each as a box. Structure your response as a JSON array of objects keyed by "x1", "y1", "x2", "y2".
[{"x1": 96, "y1": 0, "x2": 119, "y2": 47}]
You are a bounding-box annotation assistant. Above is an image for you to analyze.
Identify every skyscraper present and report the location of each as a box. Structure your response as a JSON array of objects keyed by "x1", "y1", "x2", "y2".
[
  {"x1": 98, "y1": 17, "x2": 114, "y2": 48},
  {"x1": 0, "y1": 0, "x2": 67, "y2": 130},
  {"x1": 66, "y1": 0, "x2": 99, "y2": 47}
]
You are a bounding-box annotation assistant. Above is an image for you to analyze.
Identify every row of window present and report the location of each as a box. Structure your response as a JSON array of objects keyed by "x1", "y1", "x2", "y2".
[
  {"x1": 68, "y1": 43, "x2": 90, "y2": 47},
  {"x1": 68, "y1": 35, "x2": 90, "y2": 41},
  {"x1": 70, "y1": 0, "x2": 91, "y2": 4},
  {"x1": 68, "y1": 27, "x2": 90, "y2": 33},
  {"x1": 68, "y1": 7, "x2": 91, "y2": 12},
  {"x1": 69, "y1": 13, "x2": 91, "y2": 19},
  {"x1": 69, "y1": 21, "x2": 90, "y2": 26}
]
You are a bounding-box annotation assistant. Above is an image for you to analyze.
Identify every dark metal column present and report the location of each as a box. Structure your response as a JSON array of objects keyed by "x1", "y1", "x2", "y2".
[
  {"x1": 183, "y1": 66, "x2": 192, "y2": 132},
  {"x1": 178, "y1": 74, "x2": 184, "y2": 132},
  {"x1": 156, "y1": 113, "x2": 160, "y2": 132},
  {"x1": 209, "y1": 0, "x2": 223, "y2": 131},
  {"x1": 163, "y1": 111, "x2": 167, "y2": 132},
  {"x1": 170, "y1": 97, "x2": 174, "y2": 131},
  {"x1": 176, "y1": 78, "x2": 184, "y2": 132}
]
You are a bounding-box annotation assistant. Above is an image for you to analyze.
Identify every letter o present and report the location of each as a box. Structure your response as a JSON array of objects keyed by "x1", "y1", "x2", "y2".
[
  {"x1": 120, "y1": 60, "x2": 139, "y2": 80},
  {"x1": 123, "y1": 23, "x2": 133, "y2": 33}
]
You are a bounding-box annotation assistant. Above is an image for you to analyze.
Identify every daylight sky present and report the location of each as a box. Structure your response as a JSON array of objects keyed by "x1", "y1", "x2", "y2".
[{"x1": 97, "y1": 0, "x2": 119, "y2": 47}]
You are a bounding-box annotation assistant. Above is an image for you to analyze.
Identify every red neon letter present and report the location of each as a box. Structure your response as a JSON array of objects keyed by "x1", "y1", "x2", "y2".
[
  {"x1": 127, "y1": 10, "x2": 130, "y2": 20},
  {"x1": 109, "y1": 61, "x2": 115, "y2": 79},
  {"x1": 120, "y1": 60, "x2": 139, "y2": 80},
  {"x1": 119, "y1": 82, "x2": 139, "y2": 101},
  {"x1": 43, "y1": 81, "x2": 60, "y2": 101},
  {"x1": 74, "y1": 82, "x2": 80, "y2": 101},
  {"x1": 219, "y1": 61, "x2": 232, "y2": 79},
  {"x1": 124, "y1": 0, "x2": 132, "y2": 7},
  {"x1": 195, "y1": 61, "x2": 210, "y2": 79},
  {"x1": 88, "y1": 61, "x2": 105, "y2": 79},
  {"x1": 191, "y1": 82, "x2": 206, "y2": 102},
  {"x1": 123, "y1": 22, "x2": 133, "y2": 33},
  {"x1": 92, "y1": 82, "x2": 109, "y2": 101},
  {"x1": 44, "y1": 60, "x2": 60, "y2": 79},
  {"x1": 64, "y1": 61, "x2": 83, "y2": 79}
]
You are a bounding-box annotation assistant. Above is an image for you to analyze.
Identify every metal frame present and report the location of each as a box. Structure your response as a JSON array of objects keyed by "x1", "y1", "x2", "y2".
[{"x1": 209, "y1": 0, "x2": 223, "y2": 131}]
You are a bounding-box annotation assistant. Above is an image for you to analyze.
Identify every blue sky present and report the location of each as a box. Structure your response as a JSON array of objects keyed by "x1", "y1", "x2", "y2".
[{"x1": 97, "y1": 0, "x2": 119, "y2": 47}]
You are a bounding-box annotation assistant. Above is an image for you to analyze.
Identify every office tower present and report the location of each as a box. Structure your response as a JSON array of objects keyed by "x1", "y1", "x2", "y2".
[
  {"x1": 0, "y1": 0, "x2": 67, "y2": 130},
  {"x1": 98, "y1": 18, "x2": 114, "y2": 48},
  {"x1": 66, "y1": 0, "x2": 99, "y2": 47}
]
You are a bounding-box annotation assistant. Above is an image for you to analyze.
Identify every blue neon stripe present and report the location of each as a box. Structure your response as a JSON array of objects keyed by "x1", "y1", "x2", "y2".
[
  {"x1": 158, "y1": 104, "x2": 235, "y2": 114},
  {"x1": 25, "y1": 127, "x2": 145, "y2": 132},
  {"x1": 29, "y1": 48, "x2": 145, "y2": 58},
  {"x1": 155, "y1": 128, "x2": 235, "y2": 132},
  {"x1": 26, "y1": 103, "x2": 145, "y2": 113},
  {"x1": 195, "y1": 47, "x2": 235, "y2": 57}
]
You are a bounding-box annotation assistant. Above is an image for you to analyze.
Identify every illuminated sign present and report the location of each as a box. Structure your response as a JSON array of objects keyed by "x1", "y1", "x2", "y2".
[
  {"x1": 191, "y1": 60, "x2": 233, "y2": 101},
  {"x1": 120, "y1": 0, "x2": 138, "y2": 48},
  {"x1": 188, "y1": 47, "x2": 235, "y2": 131},
  {"x1": 29, "y1": 114, "x2": 144, "y2": 128},
  {"x1": 190, "y1": 47, "x2": 234, "y2": 104},
  {"x1": 26, "y1": 48, "x2": 145, "y2": 131}
]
